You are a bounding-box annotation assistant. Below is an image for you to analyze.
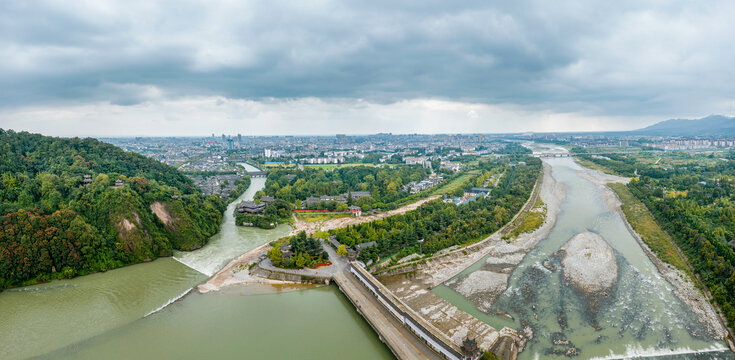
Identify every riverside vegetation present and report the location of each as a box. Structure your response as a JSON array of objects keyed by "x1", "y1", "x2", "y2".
[
  {"x1": 328, "y1": 156, "x2": 542, "y2": 264},
  {"x1": 258, "y1": 165, "x2": 431, "y2": 210},
  {"x1": 234, "y1": 198, "x2": 292, "y2": 229},
  {"x1": 0, "y1": 130, "x2": 228, "y2": 289},
  {"x1": 266, "y1": 231, "x2": 329, "y2": 269},
  {"x1": 580, "y1": 151, "x2": 735, "y2": 328}
]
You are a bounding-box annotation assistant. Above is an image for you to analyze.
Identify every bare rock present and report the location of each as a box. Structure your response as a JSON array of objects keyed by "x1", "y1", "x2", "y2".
[
  {"x1": 561, "y1": 231, "x2": 618, "y2": 294},
  {"x1": 451, "y1": 270, "x2": 508, "y2": 300}
]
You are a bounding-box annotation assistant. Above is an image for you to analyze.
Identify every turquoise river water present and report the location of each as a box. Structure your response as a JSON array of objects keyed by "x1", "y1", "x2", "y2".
[{"x1": 434, "y1": 156, "x2": 734, "y2": 359}]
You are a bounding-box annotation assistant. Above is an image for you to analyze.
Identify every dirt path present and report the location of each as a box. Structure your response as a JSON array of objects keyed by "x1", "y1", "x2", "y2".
[{"x1": 290, "y1": 195, "x2": 442, "y2": 236}]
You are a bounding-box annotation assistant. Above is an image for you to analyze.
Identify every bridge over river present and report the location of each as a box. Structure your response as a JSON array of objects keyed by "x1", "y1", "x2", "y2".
[{"x1": 247, "y1": 170, "x2": 267, "y2": 177}]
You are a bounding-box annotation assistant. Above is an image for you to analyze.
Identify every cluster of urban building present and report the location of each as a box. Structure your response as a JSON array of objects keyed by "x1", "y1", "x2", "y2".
[
  {"x1": 643, "y1": 139, "x2": 735, "y2": 150},
  {"x1": 443, "y1": 187, "x2": 492, "y2": 205},
  {"x1": 101, "y1": 134, "x2": 520, "y2": 200},
  {"x1": 104, "y1": 133, "x2": 510, "y2": 173},
  {"x1": 401, "y1": 176, "x2": 444, "y2": 194},
  {"x1": 189, "y1": 172, "x2": 248, "y2": 197}
]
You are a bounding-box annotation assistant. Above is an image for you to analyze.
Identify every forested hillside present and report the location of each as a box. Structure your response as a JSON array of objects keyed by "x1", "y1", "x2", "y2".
[{"x1": 0, "y1": 130, "x2": 226, "y2": 289}]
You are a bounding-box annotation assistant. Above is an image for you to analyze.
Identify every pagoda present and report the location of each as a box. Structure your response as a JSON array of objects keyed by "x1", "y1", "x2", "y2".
[{"x1": 460, "y1": 336, "x2": 481, "y2": 359}]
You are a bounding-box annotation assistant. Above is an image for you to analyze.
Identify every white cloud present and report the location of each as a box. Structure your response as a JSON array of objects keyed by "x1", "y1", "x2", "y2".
[
  {"x1": 0, "y1": 96, "x2": 656, "y2": 137},
  {"x1": 0, "y1": 0, "x2": 733, "y2": 134}
]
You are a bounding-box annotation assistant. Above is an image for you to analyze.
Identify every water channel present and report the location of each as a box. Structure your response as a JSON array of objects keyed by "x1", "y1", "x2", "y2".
[
  {"x1": 434, "y1": 153, "x2": 734, "y2": 359},
  {"x1": 4, "y1": 157, "x2": 734, "y2": 359},
  {"x1": 0, "y1": 163, "x2": 392, "y2": 360}
]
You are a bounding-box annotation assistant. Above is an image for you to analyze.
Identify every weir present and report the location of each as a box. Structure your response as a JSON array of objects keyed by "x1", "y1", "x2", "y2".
[
  {"x1": 333, "y1": 264, "x2": 475, "y2": 360},
  {"x1": 144, "y1": 287, "x2": 194, "y2": 317}
]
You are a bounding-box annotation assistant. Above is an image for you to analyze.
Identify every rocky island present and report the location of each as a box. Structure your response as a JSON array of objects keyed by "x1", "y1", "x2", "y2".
[{"x1": 560, "y1": 231, "x2": 618, "y2": 294}]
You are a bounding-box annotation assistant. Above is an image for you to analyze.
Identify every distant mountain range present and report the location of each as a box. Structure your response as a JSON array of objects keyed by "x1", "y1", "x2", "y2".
[{"x1": 633, "y1": 115, "x2": 735, "y2": 136}]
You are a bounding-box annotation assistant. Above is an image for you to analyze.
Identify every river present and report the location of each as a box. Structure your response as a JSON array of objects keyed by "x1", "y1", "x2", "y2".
[
  {"x1": 433, "y1": 151, "x2": 734, "y2": 359},
  {"x1": 0, "y1": 163, "x2": 392, "y2": 360}
]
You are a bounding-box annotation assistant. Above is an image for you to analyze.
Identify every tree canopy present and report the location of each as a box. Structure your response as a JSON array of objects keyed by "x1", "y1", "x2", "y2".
[
  {"x1": 584, "y1": 151, "x2": 735, "y2": 327},
  {"x1": 0, "y1": 130, "x2": 226, "y2": 289}
]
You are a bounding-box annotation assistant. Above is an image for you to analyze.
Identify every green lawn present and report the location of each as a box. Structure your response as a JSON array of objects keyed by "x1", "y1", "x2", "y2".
[
  {"x1": 260, "y1": 163, "x2": 296, "y2": 169},
  {"x1": 574, "y1": 157, "x2": 618, "y2": 175},
  {"x1": 609, "y1": 183, "x2": 692, "y2": 277},
  {"x1": 502, "y1": 196, "x2": 545, "y2": 241},
  {"x1": 431, "y1": 173, "x2": 475, "y2": 195}
]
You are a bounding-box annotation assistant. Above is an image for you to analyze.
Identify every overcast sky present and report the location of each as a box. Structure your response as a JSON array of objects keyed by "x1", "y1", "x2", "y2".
[{"x1": 1, "y1": 1, "x2": 733, "y2": 136}]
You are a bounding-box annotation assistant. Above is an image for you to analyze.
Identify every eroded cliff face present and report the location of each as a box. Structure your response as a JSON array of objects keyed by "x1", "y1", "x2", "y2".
[
  {"x1": 560, "y1": 231, "x2": 618, "y2": 294},
  {"x1": 150, "y1": 202, "x2": 174, "y2": 227}
]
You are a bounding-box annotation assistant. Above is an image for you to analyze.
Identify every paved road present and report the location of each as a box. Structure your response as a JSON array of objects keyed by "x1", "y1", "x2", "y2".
[
  {"x1": 258, "y1": 240, "x2": 347, "y2": 278},
  {"x1": 334, "y1": 271, "x2": 445, "y2": 360}
]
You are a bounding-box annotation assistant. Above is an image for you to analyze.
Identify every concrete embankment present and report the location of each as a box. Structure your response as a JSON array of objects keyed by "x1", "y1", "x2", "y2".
[{"x1": 334, "y1": 271, "x2": 447, "y2": 360}]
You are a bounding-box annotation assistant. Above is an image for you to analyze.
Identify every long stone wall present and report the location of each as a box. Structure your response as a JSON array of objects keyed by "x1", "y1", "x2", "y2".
[{"x1": 348, "y1": 263, "x2": 468, "y2": 360}]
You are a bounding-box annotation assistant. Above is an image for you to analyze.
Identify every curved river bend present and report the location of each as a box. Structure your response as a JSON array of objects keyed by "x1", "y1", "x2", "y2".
[{"x1": 0, "y1": 164, "x2": 392, "y2": 360}]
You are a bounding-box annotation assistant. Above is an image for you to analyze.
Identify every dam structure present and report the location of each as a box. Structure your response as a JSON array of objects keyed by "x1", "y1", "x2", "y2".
[{"x1": 334, "y1": 263, "x2": 475, "y2": 360}]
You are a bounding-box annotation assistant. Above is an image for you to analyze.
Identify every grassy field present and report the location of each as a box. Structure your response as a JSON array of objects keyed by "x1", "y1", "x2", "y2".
[
  {"x1": 431, "y1": 173, "x2": 476, "y2": 195},
  {"x1": 574, "y1": 157, "x2": 618, "y2": 175},
  {"x1": 584, "y1": 151, "x2": 729, "y2": 169},
  {"x1": 502, "y1": 196, "x2": 545, "y2": 241},
  {"x1": 609, "y1": 183, "x2": 692, "y2": 277}
]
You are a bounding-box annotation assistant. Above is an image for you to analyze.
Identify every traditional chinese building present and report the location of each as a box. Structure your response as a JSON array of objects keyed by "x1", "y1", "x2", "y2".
[
  {"x1": 460, "y1": 337, "x2": 481, "y2": 360},
  {"x1": 236, "y1": 201, "x2": 265, "y2": 215},
  {"x1": 348, "y1": 205, "x2": 362, "y2": 217},
  {"x1": 347, "y1": 247, "x2": 358, "y2": 262}
]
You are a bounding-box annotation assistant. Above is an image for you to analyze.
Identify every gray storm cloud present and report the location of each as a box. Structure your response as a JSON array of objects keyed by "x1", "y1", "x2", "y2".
[{"x1": 0, "y1": 0, "x2": 733, "y2": 135}]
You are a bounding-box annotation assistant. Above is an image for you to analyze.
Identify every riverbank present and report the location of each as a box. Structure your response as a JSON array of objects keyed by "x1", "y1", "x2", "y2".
[
  {"x1": 375, "y1": 160, "x2": 562, "y2": 354},
  {"x1": 376, "y1": 160, "x2": 562, "y2": 286},
  {"x1": 197, "y1": 243, "x2": 297, "y2": 293},
  {"x1": 574, "y1": 159, "x2": 729, "y2": 341}
]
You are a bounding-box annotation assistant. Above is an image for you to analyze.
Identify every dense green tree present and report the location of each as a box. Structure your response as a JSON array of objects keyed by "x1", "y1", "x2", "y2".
[
  {"x1": 260, "y1": 165, "x2": 430, "y2": 208},
  {"x1": 0, "y1": 129, "x2": 227, "y2": 289},
  {"x1": 326, "y1": 156, "x2": 542, "y2": 263},
  {"x1": 584, "y1": 151, "x2": 735, "y2": 327}
]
